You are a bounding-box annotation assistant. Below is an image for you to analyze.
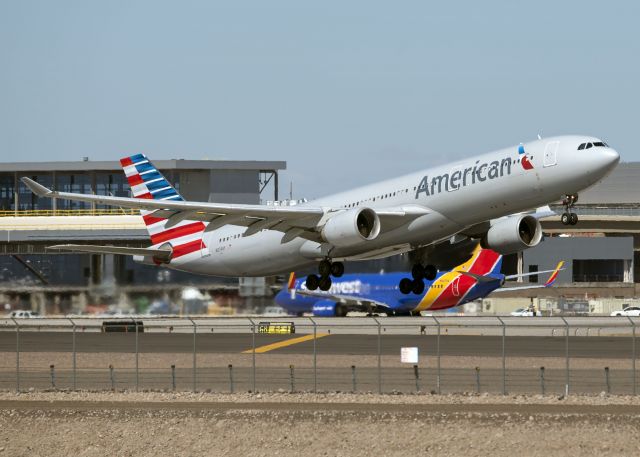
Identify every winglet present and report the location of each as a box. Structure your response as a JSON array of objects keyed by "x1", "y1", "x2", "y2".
[
  {"x1": 544, "y1": 261, "x2": 564, "y2": 287},
  {"x1": 20, "y1": 177, "x2": 53, "y2": 197},
  {"x1": 287, "y1": 272, "x2": 297, "y2": 290}
]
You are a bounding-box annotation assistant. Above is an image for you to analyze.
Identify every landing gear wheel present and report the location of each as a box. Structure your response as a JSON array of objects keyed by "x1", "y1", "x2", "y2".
[
  {"x1": 318, "y1": 260, "x2": 332, "y2": 277},
  {"x1": 306, "y1": 274, "x2": 320, "y2": 291},
  {"x1": 424, "y1": 265, "x2": 437, "y2": 281},
  {"x1": 412, "y1": 280, "x2": 425, "y2": 295},
  {"x1": 318, "y1": 276, "x2": 332, "y2": 291},
  {"x1": 330, "y1": 262, "x2": 345, "y2": 278},
  {"x1": 411, "y1": 264, "x2": 425, "y2": 280},
  {"x1": 569, "y1": 213, "x2": 578, "y2": 225},
  {"x1": 561, "y1": 213, "x2": 571, "y2": 225},
  {"x1": 399, "y1": 278, "x2": 413, "y2": 295}
]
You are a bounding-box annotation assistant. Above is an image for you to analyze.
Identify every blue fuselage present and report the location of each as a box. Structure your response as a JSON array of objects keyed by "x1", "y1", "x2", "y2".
[{"x1": 274, "y1": 271, "x2": 504, "y2": 315}]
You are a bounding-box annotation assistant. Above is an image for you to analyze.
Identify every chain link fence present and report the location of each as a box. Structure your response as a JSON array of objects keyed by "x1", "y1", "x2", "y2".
[{"x1": 0, "y1": 316, "x2": 638, "y2": 395}]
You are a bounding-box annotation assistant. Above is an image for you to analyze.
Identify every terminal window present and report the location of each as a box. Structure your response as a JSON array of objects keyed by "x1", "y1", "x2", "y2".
[{"x1": 573, "y1": 259, "x2": 624, "y2": 282}]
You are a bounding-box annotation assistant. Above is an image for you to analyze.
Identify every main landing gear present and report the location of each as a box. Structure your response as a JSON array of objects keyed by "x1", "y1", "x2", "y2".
[
  {"x1": 305, "y1": 259, "x2": 345, "y2": 291},
  {"x1": 561, "y1": 194, "x2": 579, "y2": 226},
  {"x1": 399, "y1": 264, "x2": 438, "y2": 295}
]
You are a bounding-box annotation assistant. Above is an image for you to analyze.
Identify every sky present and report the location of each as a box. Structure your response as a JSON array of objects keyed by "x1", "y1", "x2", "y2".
[{"x1": 1, "y1": 1, "x2": 639, "y2": 200}]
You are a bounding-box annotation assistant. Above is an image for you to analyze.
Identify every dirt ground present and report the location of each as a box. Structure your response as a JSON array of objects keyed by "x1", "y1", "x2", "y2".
[{"x1": 1, "y1": 392, "x2": 640, "y2": 456}]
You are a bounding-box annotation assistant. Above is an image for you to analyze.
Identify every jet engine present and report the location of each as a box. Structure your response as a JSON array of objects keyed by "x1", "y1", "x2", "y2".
[
  {"x1": 321, "y1": 208, "x2": 381, "y2": 247},
  {"x1": 312, "y1": 300, "x2": 347, "y2": 317},
  {"x1": 480, "y1": 215, "x2": 543, "y2": 255}
]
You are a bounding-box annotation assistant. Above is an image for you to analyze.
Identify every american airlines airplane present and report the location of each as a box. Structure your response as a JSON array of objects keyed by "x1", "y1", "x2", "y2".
[
  {"x1": 21, "y1": 135, "x2": 618, "y2": 293},
  {"x1": 276, "y1": 247, "x2": 564, "y2": 316}
]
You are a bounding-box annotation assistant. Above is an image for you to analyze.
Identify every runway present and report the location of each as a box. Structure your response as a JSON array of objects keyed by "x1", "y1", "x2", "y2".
[{"x1": 0, "y1": 331, "x2": 636, "y2": 358}]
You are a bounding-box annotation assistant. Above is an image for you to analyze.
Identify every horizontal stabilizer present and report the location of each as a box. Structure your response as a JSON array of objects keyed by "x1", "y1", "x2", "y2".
[
  {"x1": 47, "y1": 244, "x2": 172, "y2": 262},
  {"x1": 456, "y1": 270, "x2": 500, "y2": 283}
]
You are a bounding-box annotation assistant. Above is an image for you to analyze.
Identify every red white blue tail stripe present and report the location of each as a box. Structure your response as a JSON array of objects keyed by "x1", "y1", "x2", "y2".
[{"x1": 120, "y1": 154, "x2": 205, "y2": 261}]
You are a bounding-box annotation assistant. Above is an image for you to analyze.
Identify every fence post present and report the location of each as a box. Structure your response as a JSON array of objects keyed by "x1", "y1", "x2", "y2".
[
  {"x1": 497, "y1": 316, "x2": 506, "y2": 395},
  {"x1": 11, "y1": 317, "x2": 19, "y2": 392},
  {"x1": 433, "y1": 316, "x2": 441, "y2": 394},
  {"x1": 248, "y1": 318, "x2": 256, "y2": 393},
  {"x1": 135, "y1": 319, "x2": 139, "y2": 392},
  {"x1": 289, "y1": 365, "x2": 295, "y2": 392},
  {"x1": 50, "y1": 364, "x2": 56, "y2": 389},
  {"x1": 351, "y1": 365, "x2": 357, "y2": 392},
  {"x1": 109, "y1": 364, "x2": 115, "y2": 391},
  {"x1": 561, "y1": 317, "x2": 570, "y2": 396},
  {"x1": 414, "y1": 364, "x2": 420, "y2": 392},
  {"x1": 604, "y1": 366, "x2": 610, "y2": 394},
  {"x1": 309, "y1": 317, "x2": 317, "y2": 393},
  {"x1": 188, "y1": 317, "x2": 197, "y2": 392},
  {"x1": 67, "y1": 317, "x2": 77, "y2": 390},
  {"x1": 475, "y1": 367, "x2": 480, "y2": 394},
  {"x1": 228, "y1": 364, "x2": 234, "y2": 393},
  {"x1": 627, "y1": 317, "x2": 636, "y2": 395},
  {"x1": 373, "y1": 317, "x2": 382, "y2": 394},
  {"x1": 539, "y1": 366, "x2": 545, "y2": 395},
  {"x1": 171, "y1": 364, "x2": 176, "y2": 391}
]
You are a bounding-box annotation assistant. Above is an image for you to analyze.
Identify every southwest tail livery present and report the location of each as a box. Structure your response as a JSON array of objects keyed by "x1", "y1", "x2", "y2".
[{"x1": 275, "y1": 247, "x2": 564, "y2": 316}]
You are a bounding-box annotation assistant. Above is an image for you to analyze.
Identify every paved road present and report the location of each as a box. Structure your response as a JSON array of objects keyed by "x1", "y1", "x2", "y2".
[{"x1": 0, "y1": 332, "x2": 636, "y2": 358}]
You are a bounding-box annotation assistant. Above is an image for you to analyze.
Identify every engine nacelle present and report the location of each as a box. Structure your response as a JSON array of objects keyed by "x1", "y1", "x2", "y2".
[
  {"x1": 321, "y1": 208, "x2": 381, "y2": 247},
  {"x1": 481, "y1": 215, "x2": 543, "y2": 255},
  {"x1": 312, "y1": 300, "x2": 347, "y2": 317}
]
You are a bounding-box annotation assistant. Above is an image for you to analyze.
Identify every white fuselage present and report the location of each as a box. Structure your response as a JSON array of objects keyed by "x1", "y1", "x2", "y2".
[{"x1": 162, "y1": 135, "x2": 619, "y2": 276}]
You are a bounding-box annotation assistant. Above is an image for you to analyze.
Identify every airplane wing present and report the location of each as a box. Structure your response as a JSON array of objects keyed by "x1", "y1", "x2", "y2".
[
  {"x1": 46, "y1": 244, "x2": 172, "y2": 261},
  {"x1": 21, "y1": 177, "x2": 429, "y2": 243},
  {"x1": 294, "y1": 289, "x2": 391, "y2": 310}
]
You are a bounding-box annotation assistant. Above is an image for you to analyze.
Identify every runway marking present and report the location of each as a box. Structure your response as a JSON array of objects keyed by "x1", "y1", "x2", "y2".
[{"x1": 243, "y1": 333, "x2": 330, "y2": 354}]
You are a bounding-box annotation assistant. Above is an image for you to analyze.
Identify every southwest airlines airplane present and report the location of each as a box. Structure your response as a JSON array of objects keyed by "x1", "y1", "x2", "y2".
[
  {"x1": 21, "y1": 135, "x2": 618, "y2": 293},
  {"x1": 275, "y1": 247, "x2": 563, "y2": 316}
]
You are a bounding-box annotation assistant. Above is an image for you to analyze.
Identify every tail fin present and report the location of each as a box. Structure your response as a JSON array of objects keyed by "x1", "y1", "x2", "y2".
[
  {"x1": 544, "y1": 261, "x2": 564, "y2": 287},
  {"x1": 287, "y1": 272, "x2": 297, "y2": 299},
  {"x1": 287, "y1": 272, "x2": 297, "y2": 291},
  {"x1": 460, "y1": 245, "x2": 503, "y2": 276},
  {"x1": 120, "y1": 154, "x2": 205, "y2": 258},
  {"x1": 120, "y1": 154, "x2": 183, "y2": 201}
]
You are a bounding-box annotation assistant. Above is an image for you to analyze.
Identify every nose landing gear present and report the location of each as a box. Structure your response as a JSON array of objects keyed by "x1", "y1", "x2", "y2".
[
  {"x1": 399, "y1": 264, "x2": 438, "y2": 295},
  {"x1": 561, "y1": 194, "x2": 579, "y2": 226},
  {"x1": 306, "y1": 259, "x2": 345, "y2": 291}
]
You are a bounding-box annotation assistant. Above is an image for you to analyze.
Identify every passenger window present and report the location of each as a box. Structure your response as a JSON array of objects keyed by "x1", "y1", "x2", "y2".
[{"x1": 578, "y1": 143, "x2": 585, "y2": 150}]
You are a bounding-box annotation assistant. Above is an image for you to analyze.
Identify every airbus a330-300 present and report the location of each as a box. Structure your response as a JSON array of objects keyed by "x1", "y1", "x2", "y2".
[{"x1": 21, "y1": 135, "x2": 619, "y2": 292}]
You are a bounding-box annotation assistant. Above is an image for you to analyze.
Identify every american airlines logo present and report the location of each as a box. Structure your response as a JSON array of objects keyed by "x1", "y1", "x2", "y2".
[{"x1": 415, "y1": 157, "x2": 513, "y2": 198}]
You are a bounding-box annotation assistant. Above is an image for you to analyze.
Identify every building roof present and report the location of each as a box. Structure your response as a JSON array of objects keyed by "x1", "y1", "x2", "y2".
[{"x1": 0, "y1": 159, "x2": 286, "y2": 172}]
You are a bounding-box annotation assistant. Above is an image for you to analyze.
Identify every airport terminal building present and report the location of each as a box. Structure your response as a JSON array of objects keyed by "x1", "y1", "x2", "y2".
[{"x1": 0, "y1": 158, "x2": 284, "y2": 312}]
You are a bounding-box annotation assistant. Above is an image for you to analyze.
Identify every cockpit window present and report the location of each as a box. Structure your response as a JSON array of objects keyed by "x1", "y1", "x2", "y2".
[
  {"x1": 578, "y1": 141, "x2": 609, "y2": 151},
  {"x1": 578, "y1": 141, "x2": 609, "y2": 150}
]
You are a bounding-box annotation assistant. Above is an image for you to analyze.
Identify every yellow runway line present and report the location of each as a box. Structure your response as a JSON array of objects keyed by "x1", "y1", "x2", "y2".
[{"x1": 242, "y1": 333, "x2": 330, "y2": 354}]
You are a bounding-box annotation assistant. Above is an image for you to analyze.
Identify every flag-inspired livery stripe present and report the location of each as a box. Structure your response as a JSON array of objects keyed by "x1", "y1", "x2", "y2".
[
  {"x1": 119, "y1": 153, "x2": 205, "y2": 260},
  {"x1": 416, "y1": 247, "x2": 502, "y2": 311}
]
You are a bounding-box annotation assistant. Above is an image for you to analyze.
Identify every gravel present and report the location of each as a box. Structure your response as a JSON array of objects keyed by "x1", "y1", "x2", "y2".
[{"x1": 0, "y1": 392, "x2": 639, "y2": 456}]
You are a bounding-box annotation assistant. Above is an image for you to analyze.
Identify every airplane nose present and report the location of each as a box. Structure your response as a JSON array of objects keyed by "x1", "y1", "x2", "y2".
[{"x1": 602, "y1": 147, "x2": 620, "y2": 169}]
